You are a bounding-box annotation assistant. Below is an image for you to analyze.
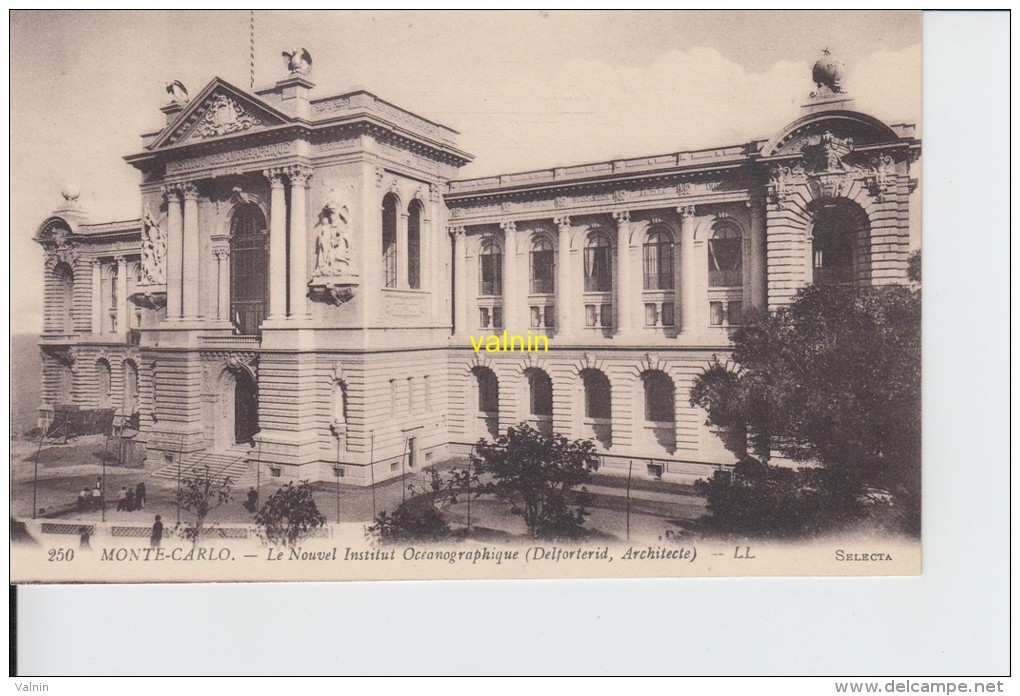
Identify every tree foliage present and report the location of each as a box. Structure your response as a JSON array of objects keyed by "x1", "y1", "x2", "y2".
[
  {"x1": 470, "y1": 424, "x2": 596, "y2": 539},
  {"x1": 690, "y1": 283, "x2": 921, "y2": 534},
  {"x1": 254, "y1": 482, "x2": 327, "y2": 547},
  {"x1": 368, "y1": 497, "x2": 453, "y2": 543},
  {"x1": 176, "y1": 466, "x2": 233, "y2": 546}
]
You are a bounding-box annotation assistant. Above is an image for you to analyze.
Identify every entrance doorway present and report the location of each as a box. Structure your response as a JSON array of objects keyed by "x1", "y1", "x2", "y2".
[{"x1": 233, "y1": 369, "x2": 259, "y2": 445}]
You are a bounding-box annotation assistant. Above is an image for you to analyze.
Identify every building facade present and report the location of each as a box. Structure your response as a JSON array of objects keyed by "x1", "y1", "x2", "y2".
[{"x1": 35, "y1": 52, "x2": 920, "y2": 486}]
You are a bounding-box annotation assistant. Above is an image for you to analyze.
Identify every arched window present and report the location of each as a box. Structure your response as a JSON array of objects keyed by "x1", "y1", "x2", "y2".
[
  {"x1": 104, "y1": 265, "x2": 119, "y2": 333},
  {"x1": 229, "y1": 203, "x2": 269, "y2": 336},
  {"x1": 581, "y1": 369, "x2": 611, "y2": 420},
  {"x1": 479, "y1": 239, "x2": 502, "y2": 296},
  {"x1": 643, "y1": 228, "x2": 675, "y2": 290},
  {"x1": 382, "y1": 194, "x2": 398, "y2": 288},
  {"x1": 123, "y1": 360, "x2": 139, "y2": 416},
  {"x1": 642, "y1": 370, "x2": 675, "y2": 424},
  {"x1": 530, "y1": 236, "x2": 555, "y2": 294},
  {"x1": 332, "y1": 380, "x2": 348, "y2": 424},
  {"x1": 474, "y1": 367, "x2": 499, "y2": 415},
  {"x1": 407, "y1": 200, "x2": 423, "y2": 289},
  {"x1": 96, "y1": 360, "x2": 112, "y2": 409},
  {"x1": 52, "y1": 263, "x2": 74, "y2": 333},
  {"x1": 708, "y1": 221, "x2": 743, "y2": 288},
  {"x1": 527, "y1": 369, "x2": 553, "y2": 417},
  {"x1": 584, "y1": 231, "x2": 613, "y2": 292},
  {"x1": 812, "y1": 207, "x2": 856, "y2": 285}
]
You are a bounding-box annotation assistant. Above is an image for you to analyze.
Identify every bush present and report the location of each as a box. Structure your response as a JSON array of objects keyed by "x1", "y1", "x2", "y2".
[
  {"x1": 368, "y1": 496, "x2": 452, "y2": 543},
  {"x1": 254, "y1": 482, "x2": 326, "y2": 547},
  {"x1": 694, "y1": 458, "x2": 868, "y2": 538}
]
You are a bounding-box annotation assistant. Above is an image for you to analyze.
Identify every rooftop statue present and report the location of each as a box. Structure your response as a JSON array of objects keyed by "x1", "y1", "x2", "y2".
[
  {"x1": 165, "y1": 80, "x2": 190, "y2": 105},
  {"x1": 282, "y1": 48, "x2": 313, "y2": 77},
  {"x1": 811, "y1": 48, "x2": 846, "y2": 96}
]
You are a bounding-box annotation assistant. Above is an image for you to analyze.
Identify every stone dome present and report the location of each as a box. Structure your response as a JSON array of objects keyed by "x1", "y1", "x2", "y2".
[{"x1": 812, "y1": 48, "x2": 846, "y2": 95}]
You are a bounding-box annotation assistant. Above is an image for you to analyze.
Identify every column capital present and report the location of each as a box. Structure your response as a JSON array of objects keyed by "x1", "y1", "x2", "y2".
[
  {"x1": 263, "y1": 167, "x2": 288, "y2": 186},
  {"x1": 286, "y1": 165, "x2": 314, "y2": 187},
  {"x1": 678, "y1": 205, "x2": 697, "y2": 219},
  {"x1": 91, "y1": 258, "x2": 102, "y2": 268},
  {"x1": 500, "y1": 220, "x2": 516, "y2": 234},
  {"x1": 447, "y1": 225, "x2": 465, "y2": 240},
  {"x1": 554, "y1": 215, "x2": 571, "y2": 230},
  {"x1": 180, "y1": 182, "x2": 200, "y2": 200},
  {"x1": 113, "y1": 254, "x2": 126, "y2": 265},
  {"x1": 745, "y1": 194, "x2": 767, "y2": 212},
  {"x1": 160, "y1": 183, "x2": 182, "y2": 200},
  {"x1": 613, "y1": 210, "x2": 631, "y2": 224},
  {"x1": 429, "y1": 182, "x2": 441, "y2": 202}
]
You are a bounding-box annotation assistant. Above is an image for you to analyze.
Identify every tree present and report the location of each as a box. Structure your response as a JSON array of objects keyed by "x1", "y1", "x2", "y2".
[
  {"x1": 470, "y1": 424, "x2": 596, "y2": 539},
  {"x1": 690, "y1": 283, "x2": 921, "y2": 534},
  {"x1": 254, "y1": 482, "x2": 327, "y2": 547},
  {"x1": 367, "y1": 466, "x2": 477, "y2": 543},
  {"x1": 176, "y1": 466, "x2": 233, "y2": 546}
]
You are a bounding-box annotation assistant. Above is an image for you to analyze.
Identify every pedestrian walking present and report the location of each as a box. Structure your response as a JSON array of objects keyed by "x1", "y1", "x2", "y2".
[
  {"x1": 126, "y1": 487, "x2": 136, "y2": 512},
  {"x1": 91, "y1": 486, "x2": 103, "y2": 510},
  {"x1": 77, "y1": 488, "x2": 89, "y2": 513},
  {"x1": 244, "y1": 487, "x2": 259, "y2": 513},
  {"x1": 135, "y1": 482, "x2": 146, "y2": 510},
  {"x1": 117, "y1": 486, "x2": 128, "y2": 511},
  {"x1": 150, "y1": 515, "x2": 163, "y2": 548}
]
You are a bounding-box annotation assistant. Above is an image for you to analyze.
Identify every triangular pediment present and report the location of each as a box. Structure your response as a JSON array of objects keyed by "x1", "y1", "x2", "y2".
[{"x1": 150, "y1": 78, "x2": 292, "y2": 150}]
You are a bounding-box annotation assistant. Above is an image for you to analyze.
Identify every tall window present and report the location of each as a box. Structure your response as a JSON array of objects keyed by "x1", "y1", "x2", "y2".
[
  {"x1": 474, "y1": 367, "x2": 499, "y2": 414},
  {"x1": 642, "y1": 370, "x2": 675, "y2": 423},
  {"x1": 105, "y1": 265, "x2": 119, "y2": 333},
  {"x1": 332, "y1": 380, "x2": 348, "y2": 424},
  {"x1": 96, "y1": 360, "x2": 112, "y2": 409},
  {"x1": 382, "y1": 194, "x2": 398, "y2": 288},
  {"x1": 229, "y1": 204, "x2": 269, "y2": 336},
  {"x1": 527, "y1": 369, "x2": 553, "y2": 417},
  {"x1": 530, "y1": 236, "x2": 555, "y2": 294},
  {"x1": 479, "y1": 239, "x2": 502, "y2": 296},
  {"x1": 708, "y1": 222, "x2": 743, "y2": 288},
  {"x1": 53, "y1": 263, "x2": 74, "y2": 333},
  {"x1": 643, "y1": 229, "x2": 675, "y2": 290},
  {"x1": 812, "y1": 207, "x2": 856, "y2": 285},
  {"x1": 407, "y1": 200, "x2": 423, "y2": 289},
  {"x1": 584, "y1": 231, "x2": 613, "y2": 292},
  {"x1": 582, "y1": 369, "x2": 611, "y2": 420}
]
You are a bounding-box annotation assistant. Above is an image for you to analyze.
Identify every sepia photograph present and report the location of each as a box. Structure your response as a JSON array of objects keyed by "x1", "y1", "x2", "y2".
[{"x1": 10, "y1": 10, "x2": 924, "y2": 583}]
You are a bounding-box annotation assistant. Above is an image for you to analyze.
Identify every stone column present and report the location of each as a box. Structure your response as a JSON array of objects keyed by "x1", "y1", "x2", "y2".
[
  {"x1": 613, "y1": 211, "x2": 632, "y2": 338},
  {"x1": 212, "y1": 249, "x2": 230, "y2": 320},
  {"x1": 748, "y1": 198, "x2": 767, "y2": 309},
  {"x1": 397, "y1": 210, "x2": 409, "y2": 289},
  {"x1": 265, "y1": 168, "x2": 288, "y2": 320},
  {"x1": 115, "y1": 255, "x2": 127, "y2": 334},
  {"x1": 679, "y1": 205, "x2": 698, "y2": 337},
  {"x1": 181, "y1": 183, "x2": 200, "y2": 319},
  {"x1": 288, "y1": 166, "x2": 313, "y2": 319},
  {"x1": 91, "y1": 259, "x2": 102, "y2": 333},
  {"x1": 449, "y1": 226, "x2": 466, "y2": 335},
  {"x1": 429, "y1": 184, "x2": 443, "y2": 320},
  {"x1": 555, "y1": 216, "x2": 572, "y2": 336},
  {"x1": 163, "y1": 185, "x2": 183, "y2": 320},
  {"x1": 501, "y1": 221, "x2": 518, "y2": 333}
]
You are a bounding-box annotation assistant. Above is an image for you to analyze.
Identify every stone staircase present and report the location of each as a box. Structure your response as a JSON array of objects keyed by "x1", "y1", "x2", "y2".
[{"x1": 150, "y1": 449, "x2": 255, "y2": 487}]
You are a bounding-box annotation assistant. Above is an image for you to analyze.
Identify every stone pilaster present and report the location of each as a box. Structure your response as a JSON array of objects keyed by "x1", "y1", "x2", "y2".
[
  {"x1": 449, "y1": 226, "x2": 466, "y2": 336},
  {"x1": 613, "y1": 211, "x2": 632, "y2": 338},
  {"x1": 287, "y1": 165, "x2": 313, "y2": 319},
  {"x1": 114, "y1": 255, "x2": 127, "y2": 334},
  {"x1": 397, "y1": 211, "x2": 409, "y2": 289},
  {"x1": 162, "y1": 185, "x2": 183, "y2": 320},
  {"x1": 555, "y1": 216, "x2": 572, "y2": 337},
  {"x1": 501, "y1": 221, "x2": 518, "y2": 333},
  {"x1": 748, "y1": 197, "x2": 767, "y2": 309},
  {"x1": 265, "y1": 168, "x2": 288, "y2": 320},
  {"x1": 90, "y1": 259, "x2": 102, "y2": 333},
  {"x1": 678, "y1": 205, "x2": 697, "y2": 336},
  {"x1": 181, "y1": 183, "x2": 201, "y2": 319}
]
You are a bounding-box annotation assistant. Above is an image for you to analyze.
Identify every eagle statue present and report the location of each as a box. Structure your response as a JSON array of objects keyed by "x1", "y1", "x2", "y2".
[
  {"x1": 282, "y1": 48, "x2": 313, "y2": 77},
  {"x1": 165, "y1": 80, "x2": 190, "y2": 105}
]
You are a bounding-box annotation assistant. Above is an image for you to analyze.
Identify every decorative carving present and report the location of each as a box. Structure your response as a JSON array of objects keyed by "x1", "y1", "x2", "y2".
[
  {"x1": 554, "y1": 216, "x2": 571, "y2": 230},
  {"x1": 180, "y1": 182, "x2": 200, "y2": 200},
  {"x1": 287, "y1": 165, "x2": 313, "y2": 188},
  {"x1": 375, "y1": 167, "x2": 385, "y2": 187},
  {"x1": 42, "y1": 224, "x2": 79, "y2": 268},
  {"x1": 282, "y1": 48, "x2": 313, "y2": 77},
  {"x1": 613, "y1": 210, "x2": 631, "y2": 224},
  {"x1": 194, "y1": 94, "x2": 262, "y2": 138},
  {"x1": 768, "y1": 165, "x2": 802, "y2": 207},
  {"x1": 165, "y1": 80, "x2": 189, "y2": 105},
  {"x1": 867, "y1": 154, "x2": 896, "y2": 202},
  {"x1": 429, "y1": 182, "x2": 441, "y2": 202},
  {"x1": 263, "y1": 167, "x2": 288, "y2": 186},
  {"x1": 448, "y1": 225, "x2": 466, "y2": 239},
  {"x1": 678, "y1": 205, "x2": 697, "y2": 219},
  {"x1": 677, "y1": 182, "x2": 693, "y2": 196},
  {"x1": 500, "y1": 221, "x2": 516, "y2": 234},
  {"x1": 312, "y1": 196, "x2": 353, "y2": 278},
  {"x1": 230, "y1": 186, "x2": 259, "y2": 206},
  {"x1": 140, "y1": 209, "x2": 166, "y2": 285},
  {"x1": 803, "y1": 131, "x2": 854, "y2": 173}
]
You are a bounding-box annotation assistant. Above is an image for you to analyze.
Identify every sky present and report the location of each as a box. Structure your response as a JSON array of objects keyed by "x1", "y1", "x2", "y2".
[{"x1": 9, "y1": 10, "x2": 922, "y2": 335}]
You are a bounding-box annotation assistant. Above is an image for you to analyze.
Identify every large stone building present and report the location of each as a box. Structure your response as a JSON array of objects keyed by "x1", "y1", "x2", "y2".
[{"x1": 35, "y1": 50, "x2": 920, "y2": 486}]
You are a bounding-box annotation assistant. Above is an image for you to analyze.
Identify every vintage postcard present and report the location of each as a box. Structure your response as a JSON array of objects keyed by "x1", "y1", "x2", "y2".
[{"x1": 10, "y1": 10, "x2": 922, "y2": 583}]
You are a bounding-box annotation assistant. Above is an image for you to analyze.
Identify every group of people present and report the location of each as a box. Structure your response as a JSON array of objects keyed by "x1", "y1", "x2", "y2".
[{"x1": 75, "y1": 479, "x2": 147, "y2": 513}]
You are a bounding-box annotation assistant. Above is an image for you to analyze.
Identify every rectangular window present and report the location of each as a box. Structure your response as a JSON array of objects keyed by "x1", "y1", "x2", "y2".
[
  {"x1": 585, "y1": 305, "x2": 597, "y2": 327},
  {"x1": 492, "y1": 306, "x2": 503, "y2": 329},
  {"x1": 480, "y1": 253, "x2": 502, "y2": 295},
  {"x1": 600, "y1": 303, "x2": 613, "y2": 328},
  {"x1": 661, "y1": 302, "x2": 675, "y2": 327},
  {"x1": 479, "y1": 307, "x2": 491, "y2": 329},
  {"x1": 530, "y1": 306, "x2": 542, "y2": 328},
  {"x1": 644, "y1": 303, "x2": 658, "y2": 327},
  {"x1": 728, "y1": 301, "x2": 743, "y2": 325},
  {"x1": 584, "y1": 246, "x2": 613, "y2": 292},
  {"x1": 710, "y1": 301, "x2": 725, "y2": 326},
  {"x1": 531, "y1": 249, "x2": 555, "y2": 294},
  {"x1": 544, "y1": 305, "x2": 555, "y2": 328}
]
